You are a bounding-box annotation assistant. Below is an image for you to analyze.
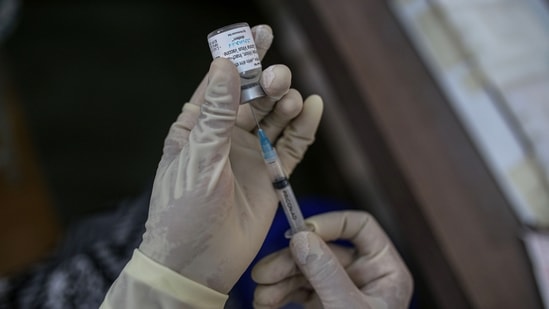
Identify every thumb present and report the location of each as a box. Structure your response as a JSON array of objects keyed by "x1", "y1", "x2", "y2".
[
  {"x1": 193, "y1": 58, "x2": 240, "y2": 142},
  {"x1": 290, "y1": 231, "x2": 363, "y2": 306},
  {"x1": 185, "y1": 58, "x2": 240, "y2": 192}
]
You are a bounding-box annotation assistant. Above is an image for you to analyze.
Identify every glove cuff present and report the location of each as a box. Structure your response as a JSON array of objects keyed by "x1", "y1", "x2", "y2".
[{"x1": 126, "y1": 249, "x2": 229, "y2": 307}]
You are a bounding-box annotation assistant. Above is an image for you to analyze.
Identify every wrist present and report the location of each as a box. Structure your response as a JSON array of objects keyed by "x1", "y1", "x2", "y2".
[{"x1": 130, "y1": 249, "x2": 229, "y2": 306}]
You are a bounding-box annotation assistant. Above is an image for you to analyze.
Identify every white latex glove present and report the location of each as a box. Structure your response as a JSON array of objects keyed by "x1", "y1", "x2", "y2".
[
  {"x1": 252, "y1": 211, "x2": 413, "y2": 309},
  {"x1": 138, "y1": 24, "x2": 324, "y2": 295}
]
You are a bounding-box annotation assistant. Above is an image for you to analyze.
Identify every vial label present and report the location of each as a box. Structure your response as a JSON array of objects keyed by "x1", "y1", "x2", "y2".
[{"x1": 208, "y1": 25, "x2": 261, "y2": 73}]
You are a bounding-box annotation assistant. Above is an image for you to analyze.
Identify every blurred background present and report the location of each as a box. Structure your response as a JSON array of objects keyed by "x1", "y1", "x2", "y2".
[{"x1": 2, "y1": 0, "x2": 549, "y2": 308}]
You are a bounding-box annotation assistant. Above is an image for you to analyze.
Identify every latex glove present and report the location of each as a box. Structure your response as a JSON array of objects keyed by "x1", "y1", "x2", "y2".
[
  {"x1": 252, "y1": 211, "x2": 413, "y2": 309},
  {"x1": 138, "y1": 24, "x2": 324, "y2": 295}
]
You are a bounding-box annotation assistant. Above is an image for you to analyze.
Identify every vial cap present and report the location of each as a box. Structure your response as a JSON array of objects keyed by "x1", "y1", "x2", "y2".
[{"x1": 241, "y1": 84, "x2": 266, "y2": 103}]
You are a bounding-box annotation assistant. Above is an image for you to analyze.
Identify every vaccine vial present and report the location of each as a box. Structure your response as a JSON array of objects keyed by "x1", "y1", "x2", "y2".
[{"x1": 207, "y1": 22, "x2": 265, "y2": 103}]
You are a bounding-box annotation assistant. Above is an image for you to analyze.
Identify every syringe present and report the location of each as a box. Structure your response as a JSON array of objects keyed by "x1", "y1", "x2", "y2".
[{"x1": 250, "y1": 106, "x2": 308, "y2": 236}]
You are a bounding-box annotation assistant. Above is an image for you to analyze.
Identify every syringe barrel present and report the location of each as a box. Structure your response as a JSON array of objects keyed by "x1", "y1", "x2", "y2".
[
  {"x1": 264, "y1": 155, "x2": 286, "y2": 183},
  {"x1": 257, "y1": 128, "x2": 308, "y2": 236},
  {"x1": 264, "y1": 155, "x2": 307, "y2": 234},
  {"x1": 275, "y1": 184, "x2": 308, "y2": 235}
]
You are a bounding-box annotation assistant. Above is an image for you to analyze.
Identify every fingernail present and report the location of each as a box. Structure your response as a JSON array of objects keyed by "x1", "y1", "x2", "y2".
[{"x1": 291, "y1": 232, "x2": 320, "y2": 265}]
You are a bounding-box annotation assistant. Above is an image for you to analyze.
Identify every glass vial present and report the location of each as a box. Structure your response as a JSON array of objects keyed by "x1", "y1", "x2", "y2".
[{"x1": 207, "y1": 22, "x2": 265, "y2": 104}]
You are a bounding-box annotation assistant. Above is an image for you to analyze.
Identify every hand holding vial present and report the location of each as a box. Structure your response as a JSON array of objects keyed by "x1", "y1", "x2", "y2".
[
  {"x1": 101, "y1": 24, "x2": 325, "y2": 308},
  {"x1": 138, "y1": 24, "x2": 323, "y2": 294}
]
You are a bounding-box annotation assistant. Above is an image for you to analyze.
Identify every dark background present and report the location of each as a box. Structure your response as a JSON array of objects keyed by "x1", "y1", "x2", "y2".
[{"x1": 4, "y1": 0, "x2": 352, "y2": 224}]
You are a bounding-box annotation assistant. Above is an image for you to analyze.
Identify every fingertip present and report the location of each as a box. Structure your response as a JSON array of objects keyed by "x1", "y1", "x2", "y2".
[
  {"x1": 260, "y1": 65, "x2": 292, "y2": 99},
  {"x1": 252, "y1": 249, "x2": 297, "y2": 284},
  {"x1": 251, "y1": 251, "x2": 281, "y2": 283},
  {"x1": 291, "y1": 230, "x2": 360, "y2": 303},
  {"x1": 253, "y1": 285, "x2": 279, "y2": 309},
  {"x1": 304, "y1": 94, "x2": 323, "y2": 105},
  {"x1": 303, "y1": 94, "x2": 325, "y2": 117},
  {"x1": 252, "y1": 24, "x2": 274, "y2": 55},
  {"x1": 290, "y1": 231, "x2": 319, "y2": 265},
  {"x1": 288, "y1": 94, "x2": 323, "y2": 138},
  {"x1": 251, "y1": 272, "x2": 261, "y2": 284}
]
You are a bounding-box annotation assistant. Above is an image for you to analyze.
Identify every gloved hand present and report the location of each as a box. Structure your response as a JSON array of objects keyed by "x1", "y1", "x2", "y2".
[
  {"x1": 138, "y1": 24, "x2": 324, "y2": 294},
  {"x1": 252, "y1": 211, "x2": 413, "y2": 309}
]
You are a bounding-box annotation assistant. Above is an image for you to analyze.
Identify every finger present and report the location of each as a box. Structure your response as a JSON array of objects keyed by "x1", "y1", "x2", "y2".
[
  {"x1": 349, "y1": 246, "x2": 411, "y2": 292},
  {"x1": 259, "y1": 64, "x2": 292, "y2": 101},
  {"x1": 252, "y1": 24, "x2": 273, "y2": 60},
  {"x1": 253, "y1": 288, "x2": 312, "y2": 309},
  {"x1": 184, "y1": 58, "x2": 239, "y2": 192},
  {"x1": 290, "y1": 231, "x2": 363, "y2": 305},
  {"x1": 236, "y1": 64, "x2": 292, "y2": 131},
  {"x1": 258, "y1": 89, "x2": 303, "y2": 141},
  {"x1": 253, "y1": 275, "x2": 309, "y2": 309},
  {"x1": 162, "y1": 103, "x2": 201, "y2": 158},
  {"x1": 280, "y1": 289, "x2": 314, "y2": 308},
  {"x1": 163, "y1": 58, "x2": 240, "y2": 159},
  {"x1": 252, "y1": 243, "x2": 355, "y2": 285},
  {"x1": 358, "y1": 257, "x2": 414, "y2": 309},
  {"x1": 252, "y1": 248, "x2": 296, "y2": 284},
  {"x1": 254, "y1": 289, "x2": 312, "y2": 309},
  {"x1": 305, "y1": 211, "x2": 390, "y2": 257},
  {"x1": 329, "y1": 243, "x2": 356, "y2": 268},
  {"x1": 307, "y1": 211, "x2": 414, "y2": 306},
  {"x1": 275, "y1": 94, "x2": 323, "y2": 175},
  {"x1": 189, "y1": 24, "x2": 274, "y2": 107}
]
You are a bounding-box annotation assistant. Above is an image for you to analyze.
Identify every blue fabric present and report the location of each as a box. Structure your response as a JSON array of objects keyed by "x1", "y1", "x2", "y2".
[{"x1": 229, "y1": 196, "x2": 352, "y2": 308}]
